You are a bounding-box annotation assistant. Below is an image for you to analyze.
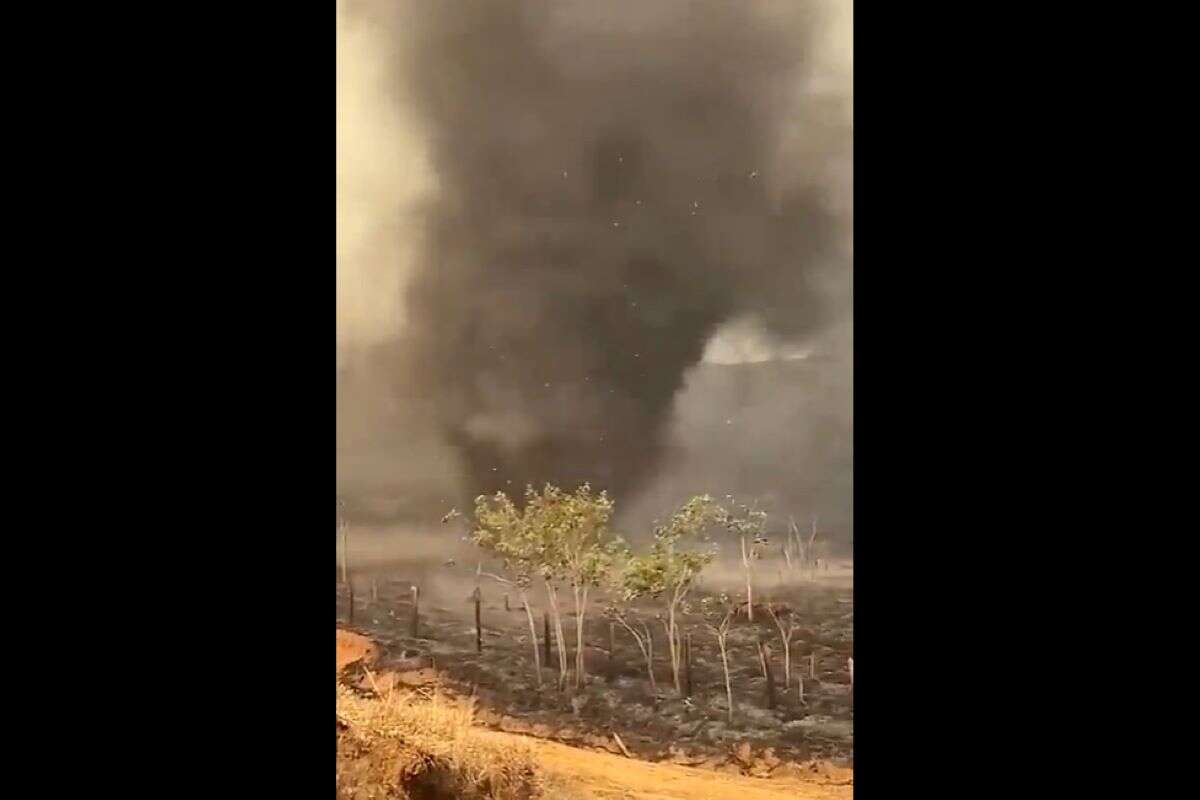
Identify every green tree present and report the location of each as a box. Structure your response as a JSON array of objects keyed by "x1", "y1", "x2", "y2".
[
  {"x1": 535, "y1": 483, "x2": 620, "y2": 690},
  {"x1": 718, "y1": 498, "x2": 769, "y2": 621},
  {"x1": 617, "y1": 495, "x2": 721, "y2": 696},
  {"x1": 466, "y1": 495, "x2": 546, "y2": 687},
  {"x1": 471, "y1": 483, "x2": 619, "y2": 691}
]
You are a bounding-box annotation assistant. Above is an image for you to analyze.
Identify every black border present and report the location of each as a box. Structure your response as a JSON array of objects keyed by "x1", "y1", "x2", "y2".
[{"x1": 71, "y1": 2, "x2": 1080, "y2": 796}]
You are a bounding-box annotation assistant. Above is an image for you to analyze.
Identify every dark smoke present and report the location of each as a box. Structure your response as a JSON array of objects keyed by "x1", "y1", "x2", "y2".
[{"x1": 379, "y1": 0, "x2": 847, "y2": 507}]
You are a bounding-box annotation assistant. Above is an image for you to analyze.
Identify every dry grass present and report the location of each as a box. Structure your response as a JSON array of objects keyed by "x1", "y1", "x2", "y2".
[
  {"x1": 336, "y1": 677, "x2": 578, "y2": 800},
  {"x1": 336, "y1": 674, "x2": 852, "y2": 800}
]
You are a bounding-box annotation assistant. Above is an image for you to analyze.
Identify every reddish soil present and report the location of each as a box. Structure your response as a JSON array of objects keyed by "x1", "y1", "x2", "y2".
[{"x1": 337, "y1": 568, "x2": 853, "y2": 779}]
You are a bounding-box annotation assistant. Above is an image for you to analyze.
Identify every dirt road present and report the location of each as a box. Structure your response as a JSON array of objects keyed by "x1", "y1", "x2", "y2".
[
  {"x1": 338, "y1": 628, "x2": 853, "y2": 800},
  {"x1": 478, "y1": 729, "x2": 853, "y2": 800}
]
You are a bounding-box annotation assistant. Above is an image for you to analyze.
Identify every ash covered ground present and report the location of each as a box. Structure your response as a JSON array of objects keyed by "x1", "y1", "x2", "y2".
[{"x1": 337, "y1": 553, "x2": 852, "y2": 774}]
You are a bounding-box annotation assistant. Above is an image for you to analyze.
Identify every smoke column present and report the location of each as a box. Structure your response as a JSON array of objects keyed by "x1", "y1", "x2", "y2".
[{"x1": 344, "y1": 0, "x2": 851, "y2": 510}]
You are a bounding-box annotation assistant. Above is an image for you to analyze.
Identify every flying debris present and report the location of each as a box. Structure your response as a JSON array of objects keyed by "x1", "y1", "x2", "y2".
[
  {"x1": 441, "y1": 509, "x2": 461, "y2": 524},
  {"x1": 397, "y1": 0, "x2": 847, "y2": 505}
]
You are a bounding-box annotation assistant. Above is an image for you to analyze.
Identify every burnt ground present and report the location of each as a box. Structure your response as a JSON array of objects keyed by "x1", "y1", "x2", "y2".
[{"x1": 336, "y1": 567, "x2": 852, "y2": 775}]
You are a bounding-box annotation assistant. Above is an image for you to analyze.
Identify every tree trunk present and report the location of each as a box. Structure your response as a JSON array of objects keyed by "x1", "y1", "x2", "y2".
[
  {"x1": 474, "y1": 588, "x2": 483, "y2": 654},
  {"x1": 666, "y1": 597, "x2": 683, "y2": 695},
  {"x1": 746, "y1": 572, "x2": 754, "y2": 621},
  {"x1": 683, "y1": 632, "x2": 693, "y2": 698},
  {"x1": 573, "y1": 584, "x2": 590, "y2": 689},
  {"x1": 615, "y1": 616, "x2": 656, "y2": 693},
  {"x1": 783, "y1": 637, "x2": 792, "y2": 691},
  {"x1": 555, "y1": 612, "x2": 569, "y2": 689},
  {"x1": 719, "y1": 634, "x2": 733, "y2": 723},
  {"x1": 809, "y1": 518, "x2": 819, "y2": 580},
  {"x1": 741, "y1": 535, "x2": 754, "y2": 622},
  {"x1": 662, "y1": 619, "x2": 680, "y2": 697},
  {"x1": 546, "y1": 582, "x2": 569, "y2": 689},
  {"x1": 767, "y1": 611, "x2": 792, "y2": 692},
  {"x1": 340, "y1": 525, "x2": 348, "y2": 586},
  {"x1": 342, "y1": 525, "x2": 352, "y2": 623},
  {"x1": 521, "y1": 591, "x2": 542, "y2": 688},
  {"x1": 644, "y1": 623, "x2": 657, "y2": 698},
  {"x1": 761, "y1": 641, "x2": 776, "y2": 709},
  {"x1": 607, "y1": 622, "x2": 615, "y2": 683}
]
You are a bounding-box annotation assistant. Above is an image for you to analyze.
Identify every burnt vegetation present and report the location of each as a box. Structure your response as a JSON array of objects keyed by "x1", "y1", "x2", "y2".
[{"x1": 337, "y1": 484, "x2": 852, "y2": 773}]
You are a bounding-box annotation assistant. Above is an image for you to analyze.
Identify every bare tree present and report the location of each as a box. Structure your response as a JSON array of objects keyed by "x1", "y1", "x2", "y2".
[
  {"x1": 789, "y1": 515, "x2": 821, "y2": 580},
  {"x1": 606, "y1": 603, "x2": 658, "y2": 696},
  {"x1": 338, "y1": 500, "x2": 352, "y2": 623},
  {"x1": 765, "y1": 602, "x2": 799, "y2": 691},
  {"x1": 807, "y1": 517, "x2": 819, "y2": 578},
  {"x1": 701, "y1": 594, "x2": 737, "y2": 723},
  {"x1": 337, "y1": 500, "x2": 349, "y2": 586}
]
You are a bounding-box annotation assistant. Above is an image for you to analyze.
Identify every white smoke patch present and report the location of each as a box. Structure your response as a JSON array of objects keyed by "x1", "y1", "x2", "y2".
[
  {"x1": 337, "y1": 0, "x2": 460, "y2": 516},
  {"x1": 702, "y1": 0, "x2": 851, "y2": 369},
  {"x1": 702, "y1": 316, "x2": 813, "y2": 364},
  {"x1": 462, "y1": 411, "x2": 541, "y2": 453},
  {"x1": 336, "y1": 0, "x2": 434, "y2": 371}
]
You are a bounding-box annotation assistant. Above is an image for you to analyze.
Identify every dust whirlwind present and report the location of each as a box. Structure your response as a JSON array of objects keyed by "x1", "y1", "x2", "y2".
[{"x1": 337, "y1": 0, "x2": 852, "y2": 551}]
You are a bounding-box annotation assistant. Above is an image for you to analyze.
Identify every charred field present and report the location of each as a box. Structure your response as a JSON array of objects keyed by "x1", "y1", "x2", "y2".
[{"x1": 336, "y1": 558, "x2": 852, "y2": 778}]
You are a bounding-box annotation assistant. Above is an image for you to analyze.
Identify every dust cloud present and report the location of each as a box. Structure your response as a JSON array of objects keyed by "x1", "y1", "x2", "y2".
[{"x1": 336, "y1": 0, "x2": 852, "y2": 556}]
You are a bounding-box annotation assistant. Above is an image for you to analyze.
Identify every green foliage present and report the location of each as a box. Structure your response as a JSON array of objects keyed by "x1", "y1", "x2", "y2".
[
  {"x1": 716, "y1": 496, "x2": 770, "y2": 556},
  {"x1": 469, "y1": 482, "x2": 619, "y2": 588},
  {"x1": 470, "y1": 491, "x2": 537, "y2": 588},
  {"x1": 616, "y1": 494, "x2": 721, "y2": 603}
]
